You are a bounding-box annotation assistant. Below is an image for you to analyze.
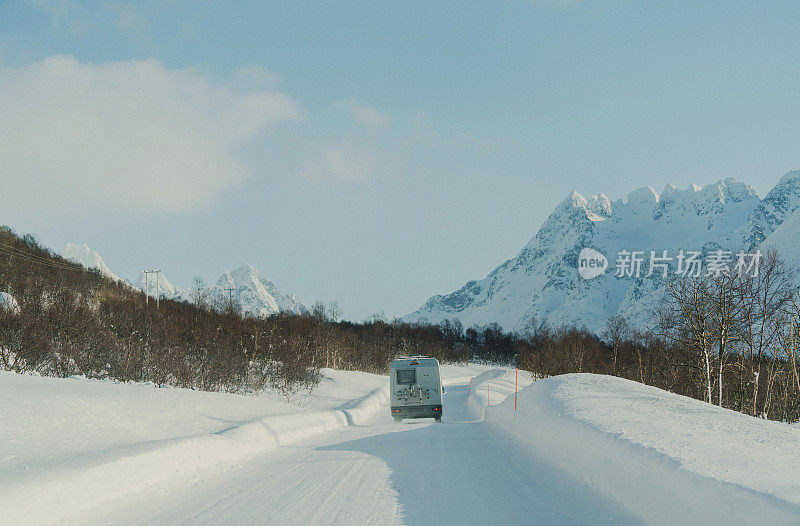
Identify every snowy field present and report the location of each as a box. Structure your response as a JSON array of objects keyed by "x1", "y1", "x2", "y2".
[{"x1": 2, "y1": 365, "x2": 800, "y2": 524}]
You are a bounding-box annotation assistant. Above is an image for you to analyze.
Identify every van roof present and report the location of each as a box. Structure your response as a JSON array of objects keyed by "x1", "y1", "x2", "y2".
[{"x1": 391, "y1": 356, "x2": 439, "y2": 366}]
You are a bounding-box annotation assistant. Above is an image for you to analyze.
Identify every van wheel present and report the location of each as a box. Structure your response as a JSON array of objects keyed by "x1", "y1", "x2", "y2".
[{"x1": 434, "y1": 416, "x2": 442, "y2": 423}]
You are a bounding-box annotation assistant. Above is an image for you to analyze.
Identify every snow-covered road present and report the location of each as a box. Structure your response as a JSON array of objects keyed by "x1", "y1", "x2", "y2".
[{"x1": 77, "y1": 379, "x2": 638, "y2": 525}]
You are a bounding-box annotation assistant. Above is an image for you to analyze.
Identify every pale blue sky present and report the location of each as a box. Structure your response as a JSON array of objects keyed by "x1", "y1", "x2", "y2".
[{"x1": 2, "y1": 1, "x2": 799, "y2": 320}]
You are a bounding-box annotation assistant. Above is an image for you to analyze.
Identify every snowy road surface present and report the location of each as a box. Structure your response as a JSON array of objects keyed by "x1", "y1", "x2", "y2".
[{"x1": 78, "y1": 379, "x2": 638, "y2": 525}]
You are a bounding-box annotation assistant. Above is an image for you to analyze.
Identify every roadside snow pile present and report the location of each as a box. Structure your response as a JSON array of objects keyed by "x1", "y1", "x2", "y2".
[
  {"x1": 486, "y1": 374, "x2": 800, "y2": 524},
  {"x1": 469, "y1": 367, "x2": 533, "y2": 409},
  {"x1": 0, "y1": 369, "x2": 388, "y2": 525},
  {"x1": 0, "y1": 369, "x2": 385, "y2": 478},
  {"x1": 439, "y1": 362, "x2": 512, "y2": 386}
]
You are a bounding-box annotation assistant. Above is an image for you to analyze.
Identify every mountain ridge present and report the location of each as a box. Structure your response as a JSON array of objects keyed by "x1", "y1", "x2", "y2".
[
  {"x1": 404, "y1": 172, "x2": 800, "y2": 333},
  {"x1": 60, "y1": 246, "x2": 306, "y2": 318}
]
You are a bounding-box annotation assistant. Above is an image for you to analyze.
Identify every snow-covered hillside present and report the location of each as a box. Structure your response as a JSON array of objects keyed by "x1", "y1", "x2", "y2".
[
  {"x1": 62, "y1": 243, "x2": 122, "y2": 282},
  {"x1": 405, "y1": 171, "x2": 800, "y2": 333}
]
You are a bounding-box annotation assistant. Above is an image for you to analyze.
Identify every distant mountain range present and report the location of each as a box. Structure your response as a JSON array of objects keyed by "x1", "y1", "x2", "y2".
[
  {"x1": 404, "y1": 171, "x2": 800, "y2": 334},
  {"x1": 62, "y1": 245, "x2": 307, "y2": 317}
]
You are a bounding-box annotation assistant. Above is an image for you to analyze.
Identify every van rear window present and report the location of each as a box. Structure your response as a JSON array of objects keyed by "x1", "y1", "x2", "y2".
[{"x1": 396, "y1": 369, "x2": 416, "y2": 384}]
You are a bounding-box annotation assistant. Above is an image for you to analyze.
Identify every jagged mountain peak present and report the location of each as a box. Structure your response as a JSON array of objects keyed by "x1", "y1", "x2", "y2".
[
  {"x1": 553, "y1": 191, "x2": 607, "y2": 222},
  {"x1": 588, "y1": 194, "x2": 613, "y2": 219},
  {"x1": 62, "y1": 243, "x2": 122, "y2": 282},
  {"x1": 219, "y1": 263, "x2": 263, "y2": 283},
  {"x1": 626, "y1": 186, "x2": 659, "y2": 205},
  {"x1": 660, "y1": 183, "x2": 700, "y2": 204},
  {"x1": 697, "y1": 178, "x2": 758, "y2": 204},
  {"x1": 212, "y1": 263, "x2": 307, "y2": 317}
]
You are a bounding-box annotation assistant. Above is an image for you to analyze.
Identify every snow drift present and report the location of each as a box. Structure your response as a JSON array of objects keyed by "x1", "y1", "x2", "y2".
[
  {"x1": 0, "y1": 373, "x2": 388, "y2": 525},
  {"x1": 486, "y1": 374, "x2": 800, "y2": 524}
]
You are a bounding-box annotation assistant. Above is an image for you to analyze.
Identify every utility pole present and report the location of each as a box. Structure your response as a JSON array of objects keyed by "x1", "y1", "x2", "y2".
[
  {"x1": 142, "y1": 270, "x2": 151, "y2": 306},
  {"x1": 225, "y1": 284, "x2": 236, "y2": 309},
  {"x1": 142, "y1": 270, "x2": 162, "y2": 309}
]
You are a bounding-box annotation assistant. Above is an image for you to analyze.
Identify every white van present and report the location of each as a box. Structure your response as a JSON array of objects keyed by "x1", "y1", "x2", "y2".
[{"x1": 390, "y1": 356, "x2": 444, "y2": 422}]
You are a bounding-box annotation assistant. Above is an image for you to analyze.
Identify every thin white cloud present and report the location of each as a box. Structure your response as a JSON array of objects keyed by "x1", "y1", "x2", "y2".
[
  {"x1": 302, "y1": 138, "x2": 378, "y2": 183},
  {"x1": 32, "y1": 0, "x2": 150, "y2": 39},
  {"x1": 0, "y1": 55, "x2": 301, "y2": 214},
  {"x1": 337, "y1": 100, "x2": 392, "y2": 129},
  {"x1": 301, "y1": 101, "x2": 395, "y2": 183}
]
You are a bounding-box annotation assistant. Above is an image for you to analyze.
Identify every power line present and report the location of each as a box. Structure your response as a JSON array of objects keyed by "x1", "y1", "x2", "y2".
[
  {"x1": 0, "y1": 243, "x2": 80, "y2": 268},
  {"x1": 0, "y1": 242, "x2": 162, "y2": 309},
  {"x1": 0, "y1": 243, "x2": 90, "y2": 272}
]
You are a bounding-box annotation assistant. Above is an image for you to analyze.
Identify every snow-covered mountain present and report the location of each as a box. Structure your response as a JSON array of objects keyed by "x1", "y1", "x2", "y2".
[
  {"x1": 206, "y1": 264, "x2": 307, "y2": 317},
  {"x1": 63, "y1": 243, "x2": 122, "y2": 282},
  {"x1": 61, "y1": 243, "x2": 305, "y2": 317},
  {"x1": 404, "y1": 172, "x2": 800, "y2": 334},
  {"x1": 739, "y1": 170, "x2": 800, "y2": 249},
  {"x1": 133, "y1": 264, "x2": 307, "y2": 317}
]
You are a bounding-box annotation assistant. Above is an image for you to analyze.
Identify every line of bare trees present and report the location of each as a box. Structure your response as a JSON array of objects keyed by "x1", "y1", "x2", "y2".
[
  {"x1": 660, "y1": 251, "x2": 800, "y2": 420},
  {"x1": 512, "y1": 251, "x2": 800, "y2": 423}
]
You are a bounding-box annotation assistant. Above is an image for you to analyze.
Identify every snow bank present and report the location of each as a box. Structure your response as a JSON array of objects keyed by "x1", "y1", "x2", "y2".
[
  {"x1": 0, "y1": 372, "x2": 388, "y2": 525},
  {"x1": 0, "y1": 368, "x2": 385, "y2": 477},
  {"x1": 486, "y1": 374, "x2": 800, "y2": 524},
  {"x1": 469, "y1": 367, "x2": 532, "y2": 409}
]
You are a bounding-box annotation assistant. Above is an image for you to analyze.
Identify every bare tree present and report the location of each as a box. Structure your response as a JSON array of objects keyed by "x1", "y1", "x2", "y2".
[
  {"x1": 703, "y1": 272, "x2": 745, "y2": 406},
  {"x1": 191, "y1": 276, "x2": 208, "y2": 309},
  {"x1": 665, "y1": 275, "x2": 715, "y2": 403},
  {"x1": 736, "y1": 251, "x2": 792, "y2": 416},
  {"x1": 602, "y1": 314, "x2": 630, "y2": 375}
]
